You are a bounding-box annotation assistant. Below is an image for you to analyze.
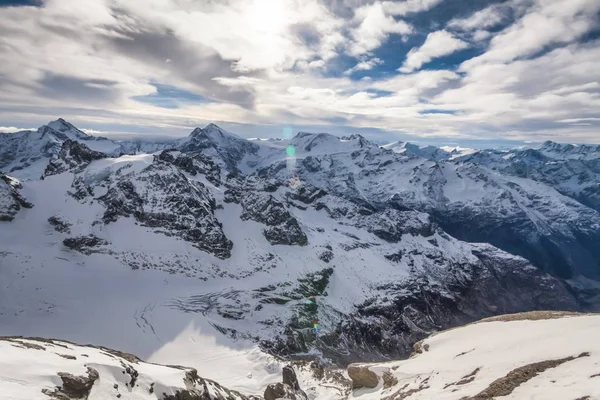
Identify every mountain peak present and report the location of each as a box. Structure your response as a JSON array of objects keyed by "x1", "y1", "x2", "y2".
[
  {"x1": 204, "y1": 123, "x2": 222, "y2": 131},
  {"x1": 46, "y1": 118, "x2": 80, "y2": 133}
]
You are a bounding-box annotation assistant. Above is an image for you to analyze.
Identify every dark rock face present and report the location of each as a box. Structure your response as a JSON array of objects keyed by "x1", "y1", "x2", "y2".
[
  {"x1": 42, "y1": 367, "x2": 99, "y2": 399},
  {"x1": 356, "y1": 209, "x2": 436, "y2": 242},
  {"x1": 264, "y1": 365, "x2": 307, "y2": 400},
  {"x1": 282, "y1": 365, "x2": 300, "y2": 391},
  {"x1": 0, "y1": 174, "x2": 33, "y2": 221},
  {"x1": 43, "y1": 140, "x2": 106, "y2": 177},
  {"x1": 329, "y1": 247, "x2": 578, "y2": 364},
  {"x1": 240, "y1": 192, "x2": 307, "y2": 246},
  {"x1": 98, "y1": 160, "x2": 232, "y2": 259},
  {"x1": 158, "y1": 151, "x2": 222, "y2": 186},
  {"x1": 48, "y1": 216, "x2": 71, "y2": 233},
  {"x1": 63, "y1": 236, "x2": 108, "y2": 255}
]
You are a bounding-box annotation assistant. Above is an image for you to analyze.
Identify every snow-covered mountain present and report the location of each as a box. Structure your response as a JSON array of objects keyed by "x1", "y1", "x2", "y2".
[{"x1": 1, "y1": 119, "x2": 600, "y2": 397}]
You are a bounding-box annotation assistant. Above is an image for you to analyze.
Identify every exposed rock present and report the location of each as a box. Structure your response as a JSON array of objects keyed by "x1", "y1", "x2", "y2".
[
  {"x1": 318, "y1": 250, "x2": 333, "y2": 263},
  {"x1": 347, "y1": 364, "x2": 379, "y2": 389},
  {"x1": 43, "y1": 367, "x2": 99, "y2": 399},
  {"x1": 98, "y1": 159, "x2": 232, "y2": 259},
  {"x1": 356, "y1": 209, "x2": 436, "y2": 242},
  {"x1": 158, "y1": 150, "x2": 222, "y2": 186},
  {"x1": 240, "y1": 192, "x2": 307, "y2": 246},
  {"x1": 382, "y1": 370, "x2": 398, "y2": 389},
  {"x1": 282, "y1": 365, "x2": 300, "y2": 391},
  {"x1": 63, "y1": 236, "x2": 108, "y2": 255},
  {"x1": 43, "y1": 140, "x2": 105, "y2": 177},
  {"x1": 48, "y1": 216, "x2": 71, "y2": 234},
  {"x1": 0, "y1": 173, "x2": 33, "y2": 221},
  {"x1": 264, "y1": 365, "x2": 307, "y2": 400}
]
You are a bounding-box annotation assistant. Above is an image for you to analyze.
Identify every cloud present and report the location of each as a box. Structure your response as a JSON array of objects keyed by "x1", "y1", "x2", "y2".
[
  {"x1": 381, "y1": 0, "x2": 444, "y2": 16},
  {"x1": 0, "y1": 126, "x2": 34, "y2": 133},
  {"x1": 558, "y1": 117, "x2": 600, "y2": 123},
  {"x1": 348, "y1": 2, "x2": 412, "y2": 56},
  {"x1": 344, "y1": 57, "x2": 383, "y2": 75},
  {"x1": 400, "y1": 30, "x2": 469, "y2": 73},
  {"x1": 0, "y1": 0, "x2": 599, "y2": 145},
  {"x1": 447, "y1": 4, "x2": 509, "y2": 32},
  {"x1": 461, "y1": 0, "x2": 600, "y2": 69}
]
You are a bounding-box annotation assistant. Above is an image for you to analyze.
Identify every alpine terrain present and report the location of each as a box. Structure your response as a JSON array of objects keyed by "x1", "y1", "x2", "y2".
[{"x1": 1, "y1": 119, "x2": 600, "y2": 399}]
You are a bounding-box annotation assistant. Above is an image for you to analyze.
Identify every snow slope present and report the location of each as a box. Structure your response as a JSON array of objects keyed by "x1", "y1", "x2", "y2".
[
  {"x1": 348, "y1": 312, "x2": 600, "y2": 400},
  {"x1": 0, "y1": 336, "x2": 262, "y2": 400}
]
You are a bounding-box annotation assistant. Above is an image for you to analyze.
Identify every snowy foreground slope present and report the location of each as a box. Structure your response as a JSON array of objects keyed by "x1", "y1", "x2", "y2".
[
  {"x1": 348, "y1": 312, "x2": 600, "y2": 400},
  {"x1": 1, "y1": 312, "x2": 598, "y2": 400},
  {"x1": 0, "y1": 336, "x2": 263, "y2": 400}
]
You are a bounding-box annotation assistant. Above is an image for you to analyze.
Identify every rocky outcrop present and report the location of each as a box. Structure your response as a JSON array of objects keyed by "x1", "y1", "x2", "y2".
[
  {"x1": 48, "y1": 216, "x2": 71, "y2": 233},
  {"x1": 42, "y1": 367, "x2": 99, "y2": 399},
  {"x1": 356, "y1": 209, "x2": 436, "y2": 242},
  {"x1": 347, "y1": 364, "x2": 379, "y2": 389},
  {"x1": 158, "y1": 150, "x2": 222, "y2": 186},
  {"x1": 63, "y1": 235, "x2": 108, "y2": 255},
  {"x1": 240, "y1": 192, "x2": 307, "y2": 246},
  {"x1": 0, "y1": 173, "x2": 33, "y2": 221},
  {"x1": 98, "y1": 159, "x2": 232, "y2": 259},
  {"x1": 264, "y1": 365, "x2": 307, "y2": 400},
  {"x1": 43, "y1": 140, "x2": 106, "y2": 177}
]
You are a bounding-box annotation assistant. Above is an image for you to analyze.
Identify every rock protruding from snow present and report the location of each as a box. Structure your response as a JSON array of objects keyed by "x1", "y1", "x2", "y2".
[
  {"x1": 42, "y1": 366, "x2": 99, "y2": 399},
  {"x1": 263, "y1": 365, "x2": 307, "y2": 400},
  {"x1": 0, "y1": 174, "x2": 33, "y2": 221},
  {"x1": 0, "y1": 337, "x2": 261, "y2": 400},
  {"x1": 347, "y1": 364, "x2": 379, "y2": 389},
  {"x1": 240, "y1": 191, "x2": 308, "y2": 246},
  {"x1": 43, "y1": 139, "x2": 106, "y2": 177},
  {"x1": 98, "y1": 156, "x2": 233, "y2": 259},
  {"x1": 158, "y1": 150, "x2": 222, "y2": 186},
  {"x1": 346, "y1": 313, "x2": 600, "y2": 400}
]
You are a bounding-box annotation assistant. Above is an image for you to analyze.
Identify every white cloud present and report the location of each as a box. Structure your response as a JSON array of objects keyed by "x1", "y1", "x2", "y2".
[
  {"x1": 0, "y1": 126, "x2": 35, "y2": 133},
  {"x1": 447, "y1": 4, "x2": 508, "y2": 31},
  {"x1": 344, "y1": 57, "x2": 383, "y2": 75},
  {"x1": 462, "y1": 0, "x2": 600, "y2": 69},
  {"x1": 349, "y1": 2, "x2": 412, "y2": 56},
  {"x1": 382, "y1": 0, "x2": 444, "y2": 16},
  {"x1": 558, "y1": 117, "x2": 600, "y2": 123},
  {"x1": 400, "y1": 30, "x2": 469, "y2": 73}
]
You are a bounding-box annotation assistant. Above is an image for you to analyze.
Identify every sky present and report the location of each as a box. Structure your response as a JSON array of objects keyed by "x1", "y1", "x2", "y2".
[{"x1": 0, "y1": 0, "x2": 599, "y2": 147}]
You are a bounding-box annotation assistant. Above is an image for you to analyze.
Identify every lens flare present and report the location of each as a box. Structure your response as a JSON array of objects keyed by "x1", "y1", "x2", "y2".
[{"x1": 286, "y1": 144, "x2": 296, "y2": 157}]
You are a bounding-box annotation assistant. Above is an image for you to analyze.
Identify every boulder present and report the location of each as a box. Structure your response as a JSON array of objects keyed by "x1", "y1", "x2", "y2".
[{"x1": 347, "y1": 364, "x2": 379, "y2": 389}]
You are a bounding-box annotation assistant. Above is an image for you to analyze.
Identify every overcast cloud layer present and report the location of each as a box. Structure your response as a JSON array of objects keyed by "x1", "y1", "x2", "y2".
[{"x1": 0, "y1": 0, "x2": 599, "y2": 144}]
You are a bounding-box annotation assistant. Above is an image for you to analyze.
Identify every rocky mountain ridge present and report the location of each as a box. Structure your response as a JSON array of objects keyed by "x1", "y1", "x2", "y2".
[{"x1": 1, "y1": 119, "x2": 599, "y2": 377}]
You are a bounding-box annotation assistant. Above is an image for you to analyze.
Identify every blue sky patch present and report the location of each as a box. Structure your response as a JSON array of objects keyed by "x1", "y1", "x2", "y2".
[
  {"x1": 0, "y1": 0, "x2": 41, "y2": 6},
  {"x1": 420, "y1": 109, "x2": 457, "y2": 115},
  {"x1": 132, "y1": 83, "x2": 211, "y2": 109}
]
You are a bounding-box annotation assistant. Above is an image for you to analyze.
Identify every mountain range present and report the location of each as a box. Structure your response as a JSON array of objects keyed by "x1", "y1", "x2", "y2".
[{"x1": 1, "y1": 119, "x2": 600, "y2": 396}]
